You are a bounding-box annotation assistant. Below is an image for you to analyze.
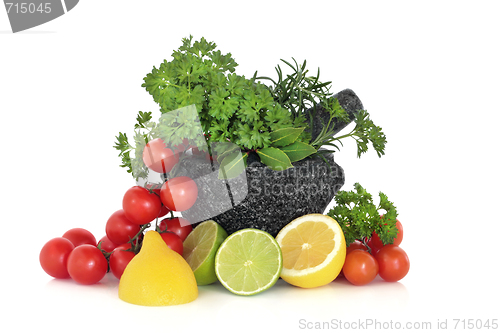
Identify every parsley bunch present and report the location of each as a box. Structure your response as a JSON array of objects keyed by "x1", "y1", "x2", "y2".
[
  {"x1": 142, "y1": 36, "x2": 307, "y2": 151},
  {"x1": 327, "y1": 183, "x2": 399, "y2": 247},
  {"x1": 115, "y1": 36, "x2": 318, "y2": 176}
]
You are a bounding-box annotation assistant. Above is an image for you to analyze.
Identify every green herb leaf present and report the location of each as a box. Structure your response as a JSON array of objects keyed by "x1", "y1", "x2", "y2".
[
  {"x1": 214, "y1": 142, "x2": 240, "y2": 163},
  {"x1": 280, "y1": 141, "x2": 317, "y2": 162},
  {"x1": 327, "y1": 183, "x2": 398, "y2": 247},
  {"x1": 269, "y1": 127, "x2": 304, "y2": 147},
  {"x1": 218, "y1": 151, "x2": 248, "y2": 179},
  {"x1": 311, "y1": 109, "x2": 387, "y2": 158},
  {"x1": 256, "y1": 147, "x2": 293, "y2": 171},
  {"x1": 134, "y1": 111, "x2": 153, "y2": 129},
  {"x1": 113, "y1": 132, "x2": 134, "y2": 174}
]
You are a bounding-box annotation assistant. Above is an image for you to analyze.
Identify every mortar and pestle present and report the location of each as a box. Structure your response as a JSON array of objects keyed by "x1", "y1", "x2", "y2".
[{"x1": 167, "y1": 89, "x2": 363, "y2": 237}]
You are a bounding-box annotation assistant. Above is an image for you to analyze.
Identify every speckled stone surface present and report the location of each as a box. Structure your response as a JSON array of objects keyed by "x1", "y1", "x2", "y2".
[{"x1": 176, "y1": 153, "x2": 344, "y2": 237}]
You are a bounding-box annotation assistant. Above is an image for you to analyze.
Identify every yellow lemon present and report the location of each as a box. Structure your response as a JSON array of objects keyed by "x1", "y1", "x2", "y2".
[
  {"x1": 118, "y1": 230, "x2": 198, "y2": 306},
  {"x1": 275, "y1": 214, "x2": 346, "y2": 288}
]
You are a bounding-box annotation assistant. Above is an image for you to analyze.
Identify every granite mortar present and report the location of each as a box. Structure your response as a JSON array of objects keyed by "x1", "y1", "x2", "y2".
[{"x1": 166, "y1": 88, "x2": 362, "y2": 237}]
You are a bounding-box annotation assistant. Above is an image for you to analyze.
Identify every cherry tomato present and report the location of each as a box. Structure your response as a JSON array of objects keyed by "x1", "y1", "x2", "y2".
[
  {"x1": 62, "y1": 228, "x2": 97, "y2": 247},
  {"x1": 142, "y1": 138, "x2": 179, "y2": 173},
  {"x1": 105, "y1": 209, "x2": 141, "y2": 245},
  {"x1": 122, "y1": 186, "x2": 162, "y2": 225},
  {"x1": 160, "y1": 232, "x2": 183, "y2": 255},
  {"x1": 98, "y1": 235, "x2": 118, "y2": 253},
  {"x1": 375, "y1": 244, "x2": 410, "y2": 282},
  {"x1": 109, "y1": 243, "x2": 136, "y2": 279},
  {"x1": 150, "y1": 188, "x2": 170, "y2": 217},
  {"x1": 39, "y1": 237, "x2": 75, "y2": 279},
  {"x1": 67, "y1": 245, "x2": 108, "y2": 285},
  {"x1": 160, "y1": 176, "x2": 198, "y2": 212},
  {"x1": 342, "y1": 249, "x2": 379, "y2": 286},
  {"x1": 346, "y1": 240, "x2": 368, "y2": 255},
  {"x1": 366, "y1": 238, "x2": 381, "y2": 256},
  {"x1": 158, "y1": 217, "x2": 193, "y2": 241},
  {"x1": 372, "y1": 218, "x2": 403, "y2": 249}
]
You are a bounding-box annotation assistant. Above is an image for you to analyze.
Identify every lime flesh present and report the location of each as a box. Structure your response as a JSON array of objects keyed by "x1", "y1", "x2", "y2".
[
  {"x1": 215, "y1": 228, "x2": 283, "y2": 296},
  {"x1": 183, "y1": 220, "x2": 228, "y2": 285}
]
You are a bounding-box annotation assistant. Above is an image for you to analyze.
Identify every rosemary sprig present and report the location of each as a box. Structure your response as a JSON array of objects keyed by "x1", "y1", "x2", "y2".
[
  {"x1": 259, "y1": 59, "x2": 387, "y2": 158},
  {"x1": 257, "y1": 58, "x2": 333, "y2": 120}
]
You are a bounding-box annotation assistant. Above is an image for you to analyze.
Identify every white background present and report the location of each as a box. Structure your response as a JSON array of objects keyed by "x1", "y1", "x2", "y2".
[{"x1": 1, "y1": 1, "x2": 499, "y2": 332}]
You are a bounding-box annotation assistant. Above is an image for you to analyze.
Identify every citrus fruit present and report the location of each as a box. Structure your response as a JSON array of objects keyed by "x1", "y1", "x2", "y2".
[
  {"x1": 215, "y1": 228, "x2": 282, "y2": 296},
  {"x1": 182, "y1": 220, "x2": 228, "y2": 285},
  {"x1": 275, "y1": 214, "x2": 346, "y2": 288},
  {"x1": 118, "y1": 230, "x2": 198, "y2": 306}
]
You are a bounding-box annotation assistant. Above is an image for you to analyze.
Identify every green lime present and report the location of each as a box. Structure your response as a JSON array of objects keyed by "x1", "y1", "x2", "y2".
[
  {"x1": 182, "y1": 220, "x2": 228, "y2": 286},
  {"x1": 215, "y1": 228, "x2": 283, "y2": 296}
]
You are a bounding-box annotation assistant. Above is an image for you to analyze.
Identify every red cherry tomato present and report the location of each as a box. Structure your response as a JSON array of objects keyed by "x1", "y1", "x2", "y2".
[
  {"x1": 346, "y1": 240, "x2": 368, "y2": 255},
  {"x1": 150, "y1": 188, "x2": 170, "y2": 218},
  {"x1": 342, "y1": 249, "x2": 379, "y2": 286},
  {"x1": 98, "y1": 235, "x2": 118, "y2": 253},
  {"x1": 375, "y1": 244, "x2": 410, "y2": 282},
  {"x1": 62, "y1": 228, "x2": 97, "y2": 247},
  {"x1": 105, "y1": 209, "x2": 141, "y2": 245},
  {"x1": 67, "y1": 245, "x2": 108, "y2": 285},
  {"x1": 160, "y1": 232, "x2": 183, "y2": 255},
  {"x1": 122, "y1": 186, "x2": 162, "y2": 225},
  {"x1": 366, "y1": 238, "x2": 381, "y2": 256},
  {"x1": 160, "y1": 176, "x2": 198, "y2": 212},
  {"x1": 158, "y1": 217, "x2": 193, "y2": 241},
  {"x1": 109, "y1": 243, "x2": 136, "y2": 279},
  {"x1": 372, "y1": 218, "x2": 403, "y2": 249},
  {"x1": 142, "y1": 138, "x2": 179, "y2": 173},
  {"x1": 39, "y1": 237, "x2": 75, "y2": 279}
]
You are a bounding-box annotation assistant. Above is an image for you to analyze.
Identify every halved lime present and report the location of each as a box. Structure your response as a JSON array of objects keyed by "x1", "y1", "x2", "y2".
[
  {"x1": 215, "y1": 228, "x2": 283, "y2": 296},
  {"x1": 182, "y1": 220, "x2": 228, "y2": 285}
]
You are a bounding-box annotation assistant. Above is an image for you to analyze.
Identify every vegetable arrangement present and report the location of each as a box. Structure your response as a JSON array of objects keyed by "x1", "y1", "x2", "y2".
[
  {"x1": 39, "y1": 183, "x2": 409, "y2": 289},
  {"x1": 39, "y1": 36, "x2": 408, "y2": 302}
]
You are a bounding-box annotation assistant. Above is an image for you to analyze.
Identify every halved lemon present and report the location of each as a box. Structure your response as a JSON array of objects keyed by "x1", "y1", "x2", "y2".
[{"x1": 275, "y1": 214, "x2": 346, "y2": 288}]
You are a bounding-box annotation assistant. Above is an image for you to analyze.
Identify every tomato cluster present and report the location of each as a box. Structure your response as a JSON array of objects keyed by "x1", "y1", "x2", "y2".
[
  {"x1": 341, "y1": 219, "x2": 410, "y2": 286},
  {"x1": 39, "y1": 228, "x2": 108, "y2": 284},
  {"x1": 40, "y1": 138, "x2": 197, "y2": 284}
]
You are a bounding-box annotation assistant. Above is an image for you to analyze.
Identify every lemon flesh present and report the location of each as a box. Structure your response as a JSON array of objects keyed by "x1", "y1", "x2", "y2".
[
  {"x1": 275, "y1": 214, "x2": 346, "y2": 288},
  {"x1": 118, "y1": 230, "x2": 198, "y2": 306},
  {"x1": 182, "y1": 220, "x2": 228, "y2": 285}
]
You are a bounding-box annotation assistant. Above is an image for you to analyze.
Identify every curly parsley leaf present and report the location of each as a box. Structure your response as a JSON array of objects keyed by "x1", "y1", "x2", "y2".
[
  {"x1": 327, "y1": 183, "x2": 399, "y2": 247},
  {"x1": 113, "y1": 132, "x2": 133, "y2": 174},
  {"x1": 141, "y1": 36, "x2": 304, "y2": 155},
  {"x1": 134, "y1": 111, "x2": 153, "y2": 129}
]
